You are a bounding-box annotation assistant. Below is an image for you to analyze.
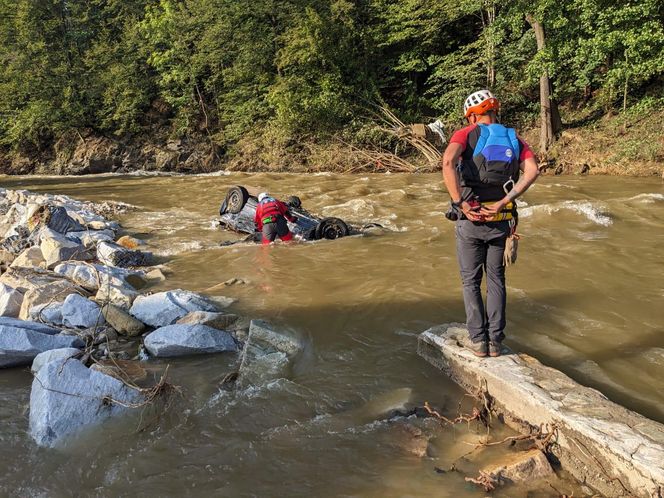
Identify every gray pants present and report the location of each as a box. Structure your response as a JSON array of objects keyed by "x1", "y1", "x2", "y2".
[{"x1": 455, "y1": 220, "x2": 510, "y2": 344}]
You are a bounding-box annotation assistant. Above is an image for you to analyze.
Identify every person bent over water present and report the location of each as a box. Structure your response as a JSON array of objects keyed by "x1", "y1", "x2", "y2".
[
  {"x1": 255, "y1": 192, "x2": 296, "y2": 245},
  {"x1": 441, "y1": 90, "x2": 540, "y2": 357}
]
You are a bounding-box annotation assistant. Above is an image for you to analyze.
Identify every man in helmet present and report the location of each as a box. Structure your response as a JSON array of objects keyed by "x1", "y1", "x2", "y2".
[
  {"x1": 441, "y1": 90, "x2": 540, "y2": 358},
  {"x1": 254, "y1": 192, "x2": 297, "y2": 245}
]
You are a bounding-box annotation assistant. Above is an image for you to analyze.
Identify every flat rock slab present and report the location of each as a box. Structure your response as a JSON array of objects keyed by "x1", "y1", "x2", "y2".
[
  {"x1": 61, "y1": 293, "x2": 105, "y2": 329},
  {"x1": 31, "y1": 348, "x2": 81, "y2": 374},
  {"x1": 144, "y1": 324, "x2": 238, "y2": 357},
  {"x1": 418, "y1": 324, "x2": 664, "y2": 498},
  {"x1": 130, "y1": 290, "x2": 220, "y2": 328},
  {"x1": 0, "y1": 317, "x2": 84, "y2": 368},
  {"x1": 29, "y1": 358, "x2": 143, "y2": 447}
]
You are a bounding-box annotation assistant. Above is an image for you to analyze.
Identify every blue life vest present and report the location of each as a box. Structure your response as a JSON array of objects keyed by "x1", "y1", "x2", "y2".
[{"x1": 458, "y1": 123, "x2": 521, "y2": 202}]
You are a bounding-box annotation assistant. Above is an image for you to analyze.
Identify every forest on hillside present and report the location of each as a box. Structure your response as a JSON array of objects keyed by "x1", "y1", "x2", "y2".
[{"x1": 0, "y1": 0, "x2": 662, "y2": 170}]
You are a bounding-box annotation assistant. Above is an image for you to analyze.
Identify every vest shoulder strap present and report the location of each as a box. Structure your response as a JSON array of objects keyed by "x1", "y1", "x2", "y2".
[
  {"x1": 472, "y1": 124, "x2": 490, "y2": 157},
  {"x1": 507, "y1": 127, "x2": 520, "y2": 160}
]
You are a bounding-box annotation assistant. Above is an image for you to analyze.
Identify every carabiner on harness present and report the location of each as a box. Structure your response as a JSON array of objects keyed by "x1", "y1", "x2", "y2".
[{"x1": 503, "y1": 179, "x2": 515, "y2": 195}]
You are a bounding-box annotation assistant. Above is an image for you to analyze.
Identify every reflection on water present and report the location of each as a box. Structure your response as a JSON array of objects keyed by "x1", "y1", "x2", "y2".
[{"x1": 0, "y1": 172, "x2": 662, "y2": 496}]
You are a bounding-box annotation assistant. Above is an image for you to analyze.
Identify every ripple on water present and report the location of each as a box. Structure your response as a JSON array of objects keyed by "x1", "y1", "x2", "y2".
[{"x1": 520, "y1": 200, "x2": 613, "y2": 226}]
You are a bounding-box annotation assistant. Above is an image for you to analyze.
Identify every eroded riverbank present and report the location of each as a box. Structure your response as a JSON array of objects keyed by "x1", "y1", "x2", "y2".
[{"x1": 1, "y1": 172, "x2": 663, "y2": 496}]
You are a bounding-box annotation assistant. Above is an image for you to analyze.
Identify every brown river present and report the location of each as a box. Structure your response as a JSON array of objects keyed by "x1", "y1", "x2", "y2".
[{"x1": 1, "y1": 172, "x2": 663, "y2": 497}]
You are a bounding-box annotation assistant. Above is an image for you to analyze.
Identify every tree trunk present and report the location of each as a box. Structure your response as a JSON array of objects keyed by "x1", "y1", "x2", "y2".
[{"x1": 526, "y1": 15, "x2": 561, "y2": 156}]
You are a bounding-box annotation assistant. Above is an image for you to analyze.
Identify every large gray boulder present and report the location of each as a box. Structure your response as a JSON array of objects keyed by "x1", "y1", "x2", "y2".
[
  {"x1": 28, "y1": 301, "x2": 64, "y2": 326},
  {"x1": 0, "y1": 317, "x2": 84, "y2": 368},
  {"x1": 40, "y1": 228, "x2": 91, "y2": 268},
  {"x1": 31, "y1": 347, "x2": 81, "y2": 374},
  {"x1": 54, "y1": 262, "x2": 146, "y2": 292},
  {"x1": 130, "y1": 289, "x2": 220, "y2": 327},
  {"x1": 0, "y1": 282, "x2": 23, "y2": 317},
  {"x1": 29, "y1": 358, "x2": 143, "y2": 447},
  {"x1": 144, "y1": 324, "x2": 237, "y2": 357},
  {"x1": 61, "y1": 294, "x2": 105, "y2": 329}
]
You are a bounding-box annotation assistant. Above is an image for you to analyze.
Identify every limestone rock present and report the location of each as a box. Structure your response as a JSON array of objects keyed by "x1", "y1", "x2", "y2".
[
  {"x1": 66, "y1": 229, "x2": 115, "y2": 248},
  {"x1": 101, "y1": 303, "x2": 146, "y2": 337},
  {"x1": 53, "y1": 262, "x2": 145, "y2": 292},
  {"x1": 29, "y1": 301, "x2": 64, "y2": 326},
  {"x1": 29, "y1": 358, "x2": 143, "y2": 447},
  {"x1": 176, "y1": 311, "x2": 239, "y2": 330},
  {"x1": 130, "y1": 289, "x2": 219, "y2": 327},
  {"x1": 61, "y1": 294, "x2": 105, "y2": 329},
  {"x1": 95, "y1": 283, "x2": 138, "y2": 310},
  {"x1": 0, "y1": 317, "x2": 84, "y2": 368},
  {"x1": 31, "y1": 347, "x2": 81, "y2": 374},
  {"x1": 144, "y1": 324, "x2": 238, "y2": 357},
  {"x1": 0, "y1": 282, "x2": 23, "y2": 318},
  {"x1": 40, "y1": 228, "x2": 91, "y2": 268},
  {"x1": 97, "y1": 241, "x2": 152, "y2": 268},
  {"x1": 10, "y1": 246, "x2": 45, "y2": 269},
  {"x1": 19, "y1": 279, "x2": 84, "y2": 320},
  {"x1": 482, "y1": 449, "x2": 554, "y2": 484},
  {"x1": 90, "y1": 359, "x2": 147, "y2": 383},
  {"x1": 28, "y1": 205, "x2": 84, "y2": 234}
]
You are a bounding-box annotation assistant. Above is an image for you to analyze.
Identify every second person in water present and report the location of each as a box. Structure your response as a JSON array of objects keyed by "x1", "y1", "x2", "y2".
[{"x1": 255, "y1": 192, "x2": 297, "y2": 245}]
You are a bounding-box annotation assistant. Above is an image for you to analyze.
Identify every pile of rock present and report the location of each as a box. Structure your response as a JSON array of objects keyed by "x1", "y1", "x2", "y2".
[{"x1": 0, "y1": 188, "x2": 301, "y2": 448}]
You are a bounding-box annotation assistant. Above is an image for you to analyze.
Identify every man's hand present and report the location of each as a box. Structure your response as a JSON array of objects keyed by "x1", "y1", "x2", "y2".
[
  {"x1": 460, "y1": 201, "x2": 485, "y2": 222},
  {"x1": 479, "y1": 198, "x2": 509, "y2": 218}
]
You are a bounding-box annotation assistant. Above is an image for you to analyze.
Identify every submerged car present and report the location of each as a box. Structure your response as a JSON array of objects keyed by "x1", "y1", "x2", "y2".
[{"x1": 218, "y1": 186, "x2": 356, "y2": 242}]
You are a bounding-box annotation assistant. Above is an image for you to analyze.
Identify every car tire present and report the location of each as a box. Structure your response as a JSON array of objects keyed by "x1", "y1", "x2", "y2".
[
  {"x1": 315, "y1": 217, "x2": 350, "y2": 240},
  {"x1": 226, "y1": 186, "x2": 249, "y2": 214},
  {"x1": 286, "y1": 195, "x2": 302, "y2": 209}
]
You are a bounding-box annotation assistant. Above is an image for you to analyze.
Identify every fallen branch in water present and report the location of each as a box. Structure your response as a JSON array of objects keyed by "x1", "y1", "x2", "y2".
[{"x1": 464, "y1": 471, "x2": 497, "y2": 492}]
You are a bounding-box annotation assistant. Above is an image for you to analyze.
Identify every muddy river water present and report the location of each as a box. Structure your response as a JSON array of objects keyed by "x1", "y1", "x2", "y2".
[{"x1": 0, "y1": 172, "x2": 663, "y2": 497}]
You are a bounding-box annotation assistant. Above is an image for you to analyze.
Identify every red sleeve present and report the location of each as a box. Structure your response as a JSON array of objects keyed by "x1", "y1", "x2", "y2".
[
  {"x1": 449, "y1": 124, "x2": 478, "y2": 153},
  {"x1": 517, "y1": 136, "x2": 535, "y2": 162},
  {"x1": 278, "y1": 201, "x2": 295, "y2": 221}
]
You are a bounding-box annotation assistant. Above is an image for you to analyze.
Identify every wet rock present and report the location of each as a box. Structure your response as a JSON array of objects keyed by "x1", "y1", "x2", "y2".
[
  {"x1": 482, "y1": 449, "x2": 554, "y2": 484},
  {"x1": 116, "y1": 235, "x2": 144, "y2": 250},
  {"x1": 61, "y1": 294, "x2": 105, "y2": 329},
  {"x1": 66, "y1": 229, "x2": 115, "y2": 248},
  {"x1": 101, "y1": 303, "x2": 146, "y2": 337},
  {"x1": 246, "y1": 319, "x2": 303, "y2": 357},
  {"x1": 19, "y1": 279, "x2": 85, "y2": 321},
  {"x1": 239, "y1": 351, "x2": 289, "y2": 386},
  {"x1": 130, "y1": 289, "x2": 220, "y2": 327},
  {"x1": 54, "y1": 262, "x2": 145, "y2": 292},
  {"x1": 40, "y1": 228, "x2": 91, "y2": 268},
  {"x1": 0, "y1": 282, "x2": 23, "y2": 318},
  {"x1": 10, "y1": 246, "x2": 45, "y2": 269},
  {"x1": 97, "y1": 241, "x2": 152, "y2": 268},
  {"x1": 95, "y1": 283, "x2": 139, "y2": 310},
  {"x1": 145, "y1": 268, "x2": 166, "y2": 282},
  {"x1": 31, "y1": 347, "x2": 81, "y2": 374},
  {"x1": 391, "y1": 422, "x2": 432, "y2": 458},
  {"x1": 28, "y1": 301, "x2": 64, "y2": 326},
  {"x1": 29, "y1": 358, "x2": 143, "y2": 448},
  {"x1": 176, "y1": 311, "x2": 239, "y2": 330},
  {"x1": 144, "y1": 324, "x2": 238, "y2": 357},
  {"x1": 90, "y1": 359, "x2": 147, "y2": 383},
  {"x1": 0, "y1": 317, "x2": 84, "y2": 368}
]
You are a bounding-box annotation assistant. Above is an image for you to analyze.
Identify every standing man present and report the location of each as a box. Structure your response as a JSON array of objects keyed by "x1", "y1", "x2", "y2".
[
  {"x1": 254, "y1": 192, "x2": 297, "y2": 245},
  {"x1": 441, "y1": 90, "x2": 540, "y2": 357}
]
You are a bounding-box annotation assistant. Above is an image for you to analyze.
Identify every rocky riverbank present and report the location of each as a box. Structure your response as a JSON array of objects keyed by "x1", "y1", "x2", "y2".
[{"x1": 0, "y1": 187, "x2": 303, "y2": 448}]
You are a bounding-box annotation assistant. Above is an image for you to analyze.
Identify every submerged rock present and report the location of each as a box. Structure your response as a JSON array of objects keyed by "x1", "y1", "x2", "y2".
[
  {"x1": 0, "y1": 282, "x2": 23, "y2": 318},
  {"x1": 0, "y1": 317, "x2": 84, "y2": 368},
  {"x1": 130, "y1": 289, "x2": 220, "y2": 327},
  {"x1": 144, "y1": 324, "x2": 238, "y2": 357},
  {"x1": 61, "y1": 294, "x2": 105, "y2": 329},
  {"x1": 482, "y1": 449, "x2": 554, "y2": 484},
  {"x1": 31, "y1": 347, "x2": 81, "y2": 374},
  {"x1": 97, "y1": 241, "x2": 152, "y2": 268},
  {"x1": 29, "y1": 358, "x2": 143, "y2": 447},
  {"x1": 176, "y1": 311, "x2": 239, "y2": 330}
]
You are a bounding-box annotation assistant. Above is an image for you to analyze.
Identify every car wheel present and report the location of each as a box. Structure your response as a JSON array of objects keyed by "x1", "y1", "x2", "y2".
[
  {"x1": 286, "y1": 195, "x2": 302, "y2": 209},
  {"x1": 226, "y1": 186, "x2": 249, "y2": 214},
  {"x1": 315, "y1": 217, "x2": 350, "y2": 240}
]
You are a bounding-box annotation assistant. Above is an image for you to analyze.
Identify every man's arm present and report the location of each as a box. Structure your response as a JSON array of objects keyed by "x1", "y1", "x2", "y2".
[
  {"x1": 442, "y1": 142, "x2": 483, "y2": 221},
  {"x1": 480, "y1": 156, "x2": 540, "y2": 215}
]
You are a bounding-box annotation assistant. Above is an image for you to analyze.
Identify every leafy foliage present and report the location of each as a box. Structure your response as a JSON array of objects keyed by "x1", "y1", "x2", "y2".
[{"x1": 0, "y1": 0, "x2": 661, "y2": 152}]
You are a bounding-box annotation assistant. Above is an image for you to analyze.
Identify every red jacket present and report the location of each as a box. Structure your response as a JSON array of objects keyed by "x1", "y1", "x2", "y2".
[{"x1": 254, "y1": 199, "x2": 295, "y2": 230}]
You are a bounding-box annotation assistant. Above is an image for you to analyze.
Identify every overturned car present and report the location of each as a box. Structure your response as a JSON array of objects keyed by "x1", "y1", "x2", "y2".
[{"x1": 218, "y1": 186, "x2": 359, "y2": 242}]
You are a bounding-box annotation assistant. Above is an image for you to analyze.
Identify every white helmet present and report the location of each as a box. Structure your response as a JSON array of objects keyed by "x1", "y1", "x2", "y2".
[
  {"x1": 258, "y1": 192, "x2": 269, "y2": 202},
  {"x1": 463, "y1": 89, "x2": 499, "y2": 118}
]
